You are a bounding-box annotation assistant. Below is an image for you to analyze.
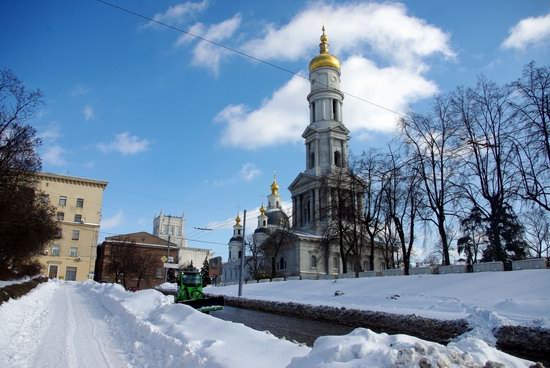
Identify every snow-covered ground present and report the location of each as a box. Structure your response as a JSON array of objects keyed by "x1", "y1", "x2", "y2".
[
  {"x1": 0, "y1": 276, "x2": 32, "y2": 288},
  {"x1": 208, "y1": 269, "x2": 550, "y2": 341},
  {"x1": 0, "y1": 272, "x2": 546, "y2": 367}
]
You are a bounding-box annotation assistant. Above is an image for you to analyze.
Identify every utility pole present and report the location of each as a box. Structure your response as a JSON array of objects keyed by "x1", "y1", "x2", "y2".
[{"x1": 238, "y1": 209, "x2": 246, "y2": 297}]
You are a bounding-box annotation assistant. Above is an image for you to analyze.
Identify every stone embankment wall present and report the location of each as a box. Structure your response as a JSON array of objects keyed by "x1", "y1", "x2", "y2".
[{"x1": 0, "y1": 276, "x2": 48, "y2": 305}]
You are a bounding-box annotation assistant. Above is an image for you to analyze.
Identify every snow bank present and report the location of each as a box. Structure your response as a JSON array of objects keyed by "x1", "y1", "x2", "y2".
[
  {"x1": 0, "y1": 276, "x2": 32, "y2": 288},
  {"x1": 287, "y1": 328, "x2": 534, "y2": 368},
  {"x1": 80, "y1": 280, "x2": 310, "y2": 367},
  {"x1": 209, "y1": 269, "x2": 550, "y2": 336}
]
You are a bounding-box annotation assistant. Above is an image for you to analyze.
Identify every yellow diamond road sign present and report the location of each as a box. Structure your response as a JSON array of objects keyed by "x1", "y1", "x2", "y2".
[{"x1": 161, "y1": 255, "x2": 168, "y2": 263}]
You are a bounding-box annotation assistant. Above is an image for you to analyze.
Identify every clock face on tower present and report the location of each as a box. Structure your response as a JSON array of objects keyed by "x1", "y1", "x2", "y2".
[{"x1": 331, "y1": 76, "x2": 337, "y2": 82}]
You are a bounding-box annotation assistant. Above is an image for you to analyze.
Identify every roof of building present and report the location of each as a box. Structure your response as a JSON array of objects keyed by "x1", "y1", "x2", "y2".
[{"x1": 38, "y1": 172, "x2": 108, "y2": 187}]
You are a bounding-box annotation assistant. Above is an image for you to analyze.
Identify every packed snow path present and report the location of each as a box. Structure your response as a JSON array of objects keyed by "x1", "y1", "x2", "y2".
[{"x1": 0, "y1": 280, "x2": 538, "y2": 368}]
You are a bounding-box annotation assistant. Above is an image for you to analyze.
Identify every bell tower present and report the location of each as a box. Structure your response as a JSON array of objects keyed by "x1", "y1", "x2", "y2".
[{"x1": 288, "y1": 27, "x2": 351, "y2": 235}]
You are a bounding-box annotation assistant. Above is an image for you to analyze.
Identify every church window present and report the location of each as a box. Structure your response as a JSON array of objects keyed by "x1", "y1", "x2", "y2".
[
  {"x1": 310, "y1": 255, "x2": 317, "y2": 268},
  {"x1": 311, "y1": 102, "x2": 316, "y2": 122},
  {"x1": 332, "y1": 99, "x2": 337, "y2": 120},
  {"x1": 276, "y1": 256, "x2": 286, "y2": 270},
  {"x1": 229, "y1": 251, "x2": 231, "y2": 259},
  {"x1": 238, "y1": 250, "x2": 242, "y2": 259},
  {"x1": 276, "y1": 201, "x2": 280, "y2": 208},
  {"x1": 263, "y1": 220, "x2": 267, "y2": 226},
  {"x1": 334, "y1": 150, "x2": 342, "y2": 167},
  {"x1": 304, "y1": 200, "x2": 311, "y2": 223},
  {"x1": 309, "y1": 152, "x2": 315, "y2": 169},
  {"x1": 237, "y1": 229, "x2": 241, "y2": 235}
]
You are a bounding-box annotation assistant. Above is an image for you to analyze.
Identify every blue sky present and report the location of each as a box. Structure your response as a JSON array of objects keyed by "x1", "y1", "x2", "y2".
[{"x1": 2, "y1": 0, "x2": 550, "y2": 261}]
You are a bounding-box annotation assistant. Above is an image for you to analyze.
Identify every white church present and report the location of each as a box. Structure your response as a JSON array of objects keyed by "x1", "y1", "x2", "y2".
[{"x1": 222, "y1": 28, "x2": 385, "y2": 283}]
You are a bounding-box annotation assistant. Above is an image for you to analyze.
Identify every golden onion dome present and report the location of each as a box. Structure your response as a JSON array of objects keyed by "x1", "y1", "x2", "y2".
[
  {"x1": 235, "y1": 214, "x2": 241, "y2": 225},
  {"x1": 271, "y1": 176, "x2": 279, "y2": 194},
  {"x1": 259, "y1": 205, "x2": 266, "y2": 215},
  {"x1": 309, "y1": 26, "x2": 340, "y2": 72}
]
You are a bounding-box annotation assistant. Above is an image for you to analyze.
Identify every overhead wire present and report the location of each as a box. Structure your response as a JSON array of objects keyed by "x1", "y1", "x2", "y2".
[{"x1": 94, "y1": 0, "x2": 407, "y2": 118}]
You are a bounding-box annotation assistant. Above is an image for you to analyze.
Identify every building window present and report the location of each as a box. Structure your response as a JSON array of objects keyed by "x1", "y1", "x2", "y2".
[
  {"x1": 51, "y1": 245, "x2": 60, "y2": 256},
  {"x1": 155, "y1": 268, "x2": 163, "y2": 278},
  {"x1": 169, "y1": 225, "x2": 175, "y2": 235},
  {"x1": 176, "y1": 227, "x2": 182, "y2": 236},
  {"x1": 163, "y1": 225, "x2": 168, "y2": 234},
  {"x1": 56, "y1": 212, "x2": 64, "y2": 221},
  {"x1": 311, "y1": 102, "x2": 315, "y2": 122},
  {"x1": 229, "y1": 251, "x2": 232, "y2": 260},
  {"x1": 74, "y1": 214, "x2": 82, "y2": 223},
  {"x1": 59, "y1": 196, "x2": 67, "y2": 206},
  {"x1": 309, "y1": 152, "x2": 315, "y2": 169},
  {"x1": 72, "y1": 230, "x2": 80, "y2": 240},
  {"x1": 238, "y1": 250, "x2": 242, "y2": 259},
  {"x1": 237, "y1": 229, "x2": 241, "y2": 235},
  {"x1": 55, "y1": 227, "x2": 62, "y2": 239},
  {"x1": 76, "y1": 198, "x2": 84, "y2": 208},
  {"x1": 65, "y1": 267, "x2": 77, "y2": 281},
  {"x1": 276, "y1": 256, "x2": 286, "y2": 271},
  {"x1": 310, "y1": 255, "x2": 317, "y2": 268},
  {"x1": 70, "y1": 247, "x2": 78, "y2": 257},
  {"x1": 334, "y1": 150, "x2": 342, "y2": 167}
]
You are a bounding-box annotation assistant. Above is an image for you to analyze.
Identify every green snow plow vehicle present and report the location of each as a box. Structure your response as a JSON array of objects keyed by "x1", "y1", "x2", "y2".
[{"x1": 175, "y1": 269, "x2": 224, "y2": 313}]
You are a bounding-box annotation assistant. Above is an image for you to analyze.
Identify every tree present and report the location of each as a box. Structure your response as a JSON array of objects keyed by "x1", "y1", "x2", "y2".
[
  {"x1": 510, "y1": 62, "x2": 550, "y2": 211},
  {"x1": 383, "y1": 149, "x2": 422, "y2": 275},
  {"x1": 452, "y1": 77, "x2": 526, "y2": 263},
  {"x1": 321, "y1": 164, "x2": 365, "y2": 274},
  {"x1": 260, "y1": 218, "x2": 294, "y2": 278},
  {"x1": 200, "y1": 256, "x2": 211, "y2": 287},
  {"x1": 358, "y1": 150, "x2": 386, "y2": 271},
  {"x1": 0, "y1": 68, "x2": 57, "y2": 273},
  {"x1": 523, "y1": 208, "x2": 550, "y2": 258},
  {"x1": 400, "y1": 94, "x2": 460, "y2": 266},
  {"x1": 457, "y1": 207, "x2": 485, "y2": 269},
  {"x1": 245, "y1": 235, "x2": 269, "y2": 280},
  {"x1": 107, "y1": 238, "x2": 137, "y2": 288},
  {"x1": 131, "y1": 250, "x2": 156, "y2": 289}
]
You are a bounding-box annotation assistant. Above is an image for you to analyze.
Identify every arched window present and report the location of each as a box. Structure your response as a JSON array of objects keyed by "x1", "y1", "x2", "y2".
[
  {"x1": 263, "y1": 220, "x2": 267, "y2": 226},
  {"x1": 332, "y1": 99, "x2": 337, "y2": 120},
  {"x1": 310, "y1": 255, "x2": 317, "y2": 268},
  {"x1": 276, "y1": 256, "x2": 286, "y2": 270},
  {"x1": 238, "y1": 250, "x2": 242, "y2": 259},
  {"x1": 334, "y1": 151, "x2": 342, "y2": 167},
  {"x1": 309, "y1": 152, "x2": 315, "y2": 169},
  {"x1": 304, "y1": 200, "x2": 311, "y2": 223},
  {"x1": 311, "y1": 102, "x2": 316, "y2": 122}
]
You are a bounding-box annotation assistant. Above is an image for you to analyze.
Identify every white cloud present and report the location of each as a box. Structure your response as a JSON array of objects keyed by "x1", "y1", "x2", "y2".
[
  {"x1": 98, "y1": 132, "x2": 150, "y2": 155},
  {"x1": 101, "y1": 211, "x2": 124, "y2": 229},
  {"x1": 214, "y1": 2, "x2": 449, "y2": 149},
  {"x1": 83, "y1": 104, "x2": 94, "y2": 121},
  {"x1": 43, "y1": 145, "x2": 67, "y2": 166},
  {"x1": 175, "y1": 14, "x2": 241, "y2": 75},
  {"x1": 71, "y1": 84, "x2": 91, "y2": 97},
  {"x1": 146, "y1": 0, "x2": 208, "y2": 28},
  {"x1": 242, "y1": 2, "x2": 454, "y2": 70},
  {"x1": 216, "y1": 57, "x2": 438, "y2": 149},
  {"x1": 207, "y1": 162, "x2": 262, "y2": 186},
  {"x1": 502, "y1": 12, "x2": 550, "y2": 50},
  {"x1": 39, "y1": 122, "x2": 61, "y2": 141},
  {"x1": 239, "y1": 162, "x2": 261, "y2": 181}
]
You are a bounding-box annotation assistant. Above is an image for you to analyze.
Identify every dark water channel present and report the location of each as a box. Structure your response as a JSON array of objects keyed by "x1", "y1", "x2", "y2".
[{"x1": 210, "y1": 306, "x2": 355, "y2": 346}]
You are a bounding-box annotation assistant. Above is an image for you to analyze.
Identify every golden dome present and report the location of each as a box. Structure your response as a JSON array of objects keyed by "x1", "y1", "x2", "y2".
[
  {"x1": 235, "y1": 214, "x2": 241, "y2": 225},
  {"x1": 309, "y1": 26, "x2": 340, "y2": 72},
  {"x1": 259, "y1": 205, "x2": 266, "y2": 215},
  {"x1": 271, "y1": 176, "x2": 279, "y2": 194}
]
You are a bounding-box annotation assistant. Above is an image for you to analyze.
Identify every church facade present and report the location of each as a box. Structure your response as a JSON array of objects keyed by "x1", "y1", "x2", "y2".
[{"x1": 222, "y1": 29, "x2": 385, "y2": 283}]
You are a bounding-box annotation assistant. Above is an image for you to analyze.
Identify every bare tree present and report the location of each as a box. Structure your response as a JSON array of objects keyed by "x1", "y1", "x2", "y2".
[
  {"x1": 107, "y1": 238, "x2": 137, "y2": 288},
  {"x1": 510, "y1": 62, "x2": 550, "y2": 212},
  {"x1": 400, "y1": 94, "x2": 460, "y2": 266},
  {"x1": 452, "y1": 78, "x2": 526, "y2": 263},
  {"x1": 260, "y1": 216, "x2": 294, "y2": 278},
  {"x1": 358, "y1": 150, "x2": 386, "y2": 271},
  {"x1": 131, "y1": 250, "x2": 156, "y2": 289},
  {"x1": 321, "y1": 164, "x2": 365, "y2": 274},
  {"x1": 245, "y1": 235, "x2": 269, "y2": 280},
  {"x1": 383, "y1": 149, "x2": 423, "y2": 275},
  {"x1": 523, "y1": 208, "x2": 550, "y2": 258}
]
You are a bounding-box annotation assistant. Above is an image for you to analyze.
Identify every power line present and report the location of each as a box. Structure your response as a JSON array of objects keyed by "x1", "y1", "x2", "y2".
[{"x1": 94, "y1": 0, "x2": 407, "y2": 118}]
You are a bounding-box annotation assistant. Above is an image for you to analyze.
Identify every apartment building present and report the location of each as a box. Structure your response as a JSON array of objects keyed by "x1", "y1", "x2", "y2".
[{"x1": 37, "y1": 172, "x2": 107, "y2": 281}]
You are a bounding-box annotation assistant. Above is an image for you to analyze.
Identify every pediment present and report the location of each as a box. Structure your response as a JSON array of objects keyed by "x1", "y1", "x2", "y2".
[{"x1": 288, "y1": 172, "x2": 320, "y2": 191}]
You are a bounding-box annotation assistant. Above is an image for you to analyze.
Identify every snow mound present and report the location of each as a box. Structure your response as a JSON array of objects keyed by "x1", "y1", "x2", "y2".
[{"x1": 288, "y1": 328, "x2": 534, "y2": 368}]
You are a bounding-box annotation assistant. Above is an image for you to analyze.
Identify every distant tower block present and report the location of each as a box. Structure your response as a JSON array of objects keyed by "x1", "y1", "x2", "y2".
[{"x1": 153, "y1": 210, "x2": 187, "y2": 248}]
